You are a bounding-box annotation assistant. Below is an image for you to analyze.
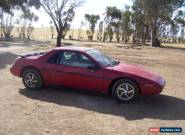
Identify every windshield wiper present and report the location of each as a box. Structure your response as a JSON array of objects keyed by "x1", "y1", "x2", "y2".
[
  {"x1": 104, "y1": 63, "x2": 112, "y2": 67},
  {"x1": 104, "y1": 60, "x2": 120, "y2": 67},
  {"x1": 116, "y1": 60, "x2": 120, "y2": 65}
]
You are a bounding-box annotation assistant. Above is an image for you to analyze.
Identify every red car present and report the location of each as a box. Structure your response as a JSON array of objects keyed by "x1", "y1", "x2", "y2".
[{"x1": 10, "y1": 47, "x2": 166, "y2": 102}]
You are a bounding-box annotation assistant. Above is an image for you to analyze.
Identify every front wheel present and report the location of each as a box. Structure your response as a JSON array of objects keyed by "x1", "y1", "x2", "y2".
[
  {"x1": 22, "y1": 69, "x2": 43, "y2": 90},
  {"x1": 112, "y1": 79, "x2": 140, "y2": 103}
]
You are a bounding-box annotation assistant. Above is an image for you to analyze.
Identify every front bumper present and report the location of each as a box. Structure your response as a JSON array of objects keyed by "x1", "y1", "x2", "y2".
[
  {"x1": 141, "y1": 77, "x2": 166, "y2": 96},
  {"x1": 10, "y1": 65, "x2": 22, "y2": 77}
]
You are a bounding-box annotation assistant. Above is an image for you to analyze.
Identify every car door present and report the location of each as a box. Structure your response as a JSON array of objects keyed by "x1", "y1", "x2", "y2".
[
  {"x1": 43, "y1": 51, "x2": 66, "y2": 85},
  {"x1": 56, "y1": 50, "x2": 105, "y2": 91}
]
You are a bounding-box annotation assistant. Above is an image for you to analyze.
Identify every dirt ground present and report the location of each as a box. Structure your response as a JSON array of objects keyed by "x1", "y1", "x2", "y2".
[{"x1": 0, "y1": 40, "x2": 185, "y2": 135}]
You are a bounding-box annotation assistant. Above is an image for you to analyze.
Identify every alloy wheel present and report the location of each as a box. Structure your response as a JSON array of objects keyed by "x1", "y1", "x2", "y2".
[
  {"x1": 24, "y1": 73, "x2": 38, "y2": 88},
  {"x1": 116, "y1": 83, "x2": 135, "y2": 101}
]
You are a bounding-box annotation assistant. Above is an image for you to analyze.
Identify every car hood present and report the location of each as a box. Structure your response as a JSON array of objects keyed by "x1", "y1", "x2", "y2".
[{"x1": 110, "y1": 62, "x2": 161, "y2": 81}]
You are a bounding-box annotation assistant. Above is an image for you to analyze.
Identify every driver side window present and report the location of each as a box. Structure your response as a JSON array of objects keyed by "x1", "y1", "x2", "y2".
[{"x1": 59, "y1": 51, "x2": 94, "y2": 68}]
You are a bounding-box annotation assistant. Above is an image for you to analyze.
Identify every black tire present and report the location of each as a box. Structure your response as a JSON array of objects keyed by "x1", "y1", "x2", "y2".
[
  {"x1": 22, "y1": 68, "x2": 43, "y2": 90},
  {"x1": 112, "y1": 79, "x2": 140, "y2": 103}
]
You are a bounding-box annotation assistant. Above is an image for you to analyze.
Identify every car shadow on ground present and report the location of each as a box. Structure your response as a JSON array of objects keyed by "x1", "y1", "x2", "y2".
[
  {"x1": 0, "y1": 52, "x2": 18, "y2": 69},
  {"x1": 19, "y1": 88, "x2": 185, "y2": 121}
]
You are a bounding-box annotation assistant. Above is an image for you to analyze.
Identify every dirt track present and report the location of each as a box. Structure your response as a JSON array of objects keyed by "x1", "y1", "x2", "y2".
[{"x1": 0, "y1": 40, "x2": 185, "y2": 135}]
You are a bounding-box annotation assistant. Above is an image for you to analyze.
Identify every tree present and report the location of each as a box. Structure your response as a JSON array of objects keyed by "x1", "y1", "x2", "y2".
[
  {"x1": 78, "y1": 21, "x2": 84, "y2": 40},
  {"x1": 0, "y1": 0, "x2": 41, "y2": 13},
  {"x1": 133, "y1": 0, "x2": 185, "y2": 47},
  {"x1": 104, "y1": 6, "x2": 121, "y2": 42},
  {"x1": 0, "y1": 8, "x2": 4, "y2": 38},
  {"x1": 106, "y1": 24, "x2": 114, "y2": 42},
  {"x1": 179, "y1": 26, "x2": 185, "y2": 42},
  {"x1": 16, "y1": 10, "x2": 38, "y2": 39},
  {"x1": 97, "y1": 21, "x2": 103, "y2": 41},
  {"x1": 41, "y1": 0, "x2": 84, "y2": 47},
  {"x1": 2, "y1": 13, "x2": 14, "y2": 39},
  {"x1": 170, "y1": 22, "x2": 179, "y2": 42},
  {"x1": 84, "y1": 14, "x2": 100, "y2": 40},
  {"x1": 0, "y1": 0, "x2": 41, "y2": 39},
  {"x1": 131, "y1": 3, "x2": 149, "y2": 44},
  {"x1": 121, "y1": 6, "x2": 132, "y2": 43},
  {"x1": 27, "y1": 23, "x2": 34, "y2": 40},
  {"x1": 113, "y1": 22, "x2": 121, "y2": 43}
]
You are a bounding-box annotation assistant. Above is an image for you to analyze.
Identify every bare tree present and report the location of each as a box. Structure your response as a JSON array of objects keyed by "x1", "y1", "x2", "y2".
[{"x1": 41, "y1": 0, "x2": 84, "y2": 47}]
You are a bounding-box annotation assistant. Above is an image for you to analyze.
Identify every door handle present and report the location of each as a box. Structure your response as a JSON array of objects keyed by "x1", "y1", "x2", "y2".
[{"x1": 88, "y1": 69, "x2": 96, "y2": 72}]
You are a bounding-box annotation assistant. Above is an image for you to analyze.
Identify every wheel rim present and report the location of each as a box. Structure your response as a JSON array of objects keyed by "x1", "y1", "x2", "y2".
[
  {"x1": 24, "y1": 73, "x2": 38, "y2": 88},
  {"x1": 116, "y1": 83, "x2": 135, "y2": 101}
]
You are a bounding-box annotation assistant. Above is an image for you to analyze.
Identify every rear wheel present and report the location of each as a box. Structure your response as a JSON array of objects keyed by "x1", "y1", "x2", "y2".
[
  {"x1": 112, "y1": 79, "x2": 139, "y2": 103},
  {"x1": 22, "y1": 69, "x2": 43, "y2": 90}
]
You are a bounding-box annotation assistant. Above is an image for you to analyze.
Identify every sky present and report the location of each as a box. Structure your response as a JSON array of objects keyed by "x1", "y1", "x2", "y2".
[{"x1": 32, "y1": 0, "x2": 132, "y2": 29}]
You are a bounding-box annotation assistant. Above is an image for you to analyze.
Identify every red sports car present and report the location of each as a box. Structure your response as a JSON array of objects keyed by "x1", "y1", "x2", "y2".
[{"x1": 10, "y1": 47, "x2": 166, "y2": 102}]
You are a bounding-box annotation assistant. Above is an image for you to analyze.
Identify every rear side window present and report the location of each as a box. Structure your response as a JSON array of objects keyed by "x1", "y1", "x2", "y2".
[
  {"x1": 63, "y1": 51, "x2": 74, "y2": 61},
  {"x1": 47, "y1": 50, "x2": 95, "y2": 68},
  {"x1": 59, "y1": 51, "x2": 94, "y2": 68},
  {"x1": 47, "y1": 51, "x2": 61, "y2": 64}
]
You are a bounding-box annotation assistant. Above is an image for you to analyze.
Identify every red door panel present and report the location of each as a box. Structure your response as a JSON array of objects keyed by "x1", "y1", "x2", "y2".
[
  {"x1": 57, "y1": 65, "x2": 104, "y2": 91},
  {"x1": 43, "y1": 63, "x2": 106, "y2": 92},
  {"x1": 43, "y1": 63, "x2": 66, "y2": 85}
]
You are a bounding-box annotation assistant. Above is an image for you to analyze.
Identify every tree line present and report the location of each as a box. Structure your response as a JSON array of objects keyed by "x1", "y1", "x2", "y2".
[
  {"x1": 0, "y1": 0, "x2": 185, "y2": 47},
  {"x1": 0, "y1": 0, "x2": 84, "y2": 47},
  {"x1": 83, "y1": 0, "x2": 185, "y2": 47},
  {"x1": 0, "y1": 0, "x2": 40, "y2": 39}
]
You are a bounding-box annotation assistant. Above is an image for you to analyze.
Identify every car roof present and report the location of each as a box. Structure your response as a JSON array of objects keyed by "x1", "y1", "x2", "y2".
[{"x1": 53, "y1": 46, "x2": 95, "y2": 52}]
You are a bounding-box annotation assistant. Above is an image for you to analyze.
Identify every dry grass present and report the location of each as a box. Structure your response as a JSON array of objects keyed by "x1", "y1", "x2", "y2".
[
  {"x1": 0, "y1": 39, "x2": 185, "y2": 135},
  {"x1": 162, "y1": 42, "x2": 185, "y2": 49}
]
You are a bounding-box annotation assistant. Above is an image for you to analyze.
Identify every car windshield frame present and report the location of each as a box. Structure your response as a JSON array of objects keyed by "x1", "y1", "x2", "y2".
[{"x1": 86, "y1": 49, "x2": 120, "y2": 67}]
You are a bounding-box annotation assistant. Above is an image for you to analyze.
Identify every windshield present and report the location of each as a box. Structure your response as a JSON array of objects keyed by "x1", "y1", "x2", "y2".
[{"x1": 87, "y1": 49, "x2": 120, "y2": 67}]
